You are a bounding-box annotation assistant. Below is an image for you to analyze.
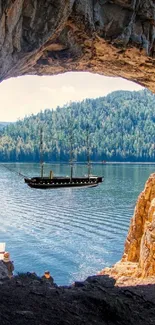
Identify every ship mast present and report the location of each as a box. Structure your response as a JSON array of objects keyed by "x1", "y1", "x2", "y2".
[
  {"x1": 40, "y1": 127, "x2": 44, "y2": 178},
  {"x1": 70, "y1": 129, "x2": 73, "y2": 182},
  {"x1": 86, "y1": 125, "x2": 91, "y2": 178}
]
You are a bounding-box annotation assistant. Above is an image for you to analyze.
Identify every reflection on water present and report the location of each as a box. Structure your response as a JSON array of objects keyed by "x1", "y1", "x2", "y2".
[{"x1": 0, "y1": 163, "x2": 154, "y2": 285}]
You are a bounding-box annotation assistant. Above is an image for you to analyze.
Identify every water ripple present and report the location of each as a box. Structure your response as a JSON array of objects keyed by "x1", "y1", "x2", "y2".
[{"x1": 0, "y1": 163, "x2": 153, "y2": 285}]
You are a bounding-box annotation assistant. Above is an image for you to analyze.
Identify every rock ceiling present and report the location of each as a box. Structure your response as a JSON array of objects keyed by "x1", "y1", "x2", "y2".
[{"x1": 1, "y1": 0, "x2": 155, "y2": 91}]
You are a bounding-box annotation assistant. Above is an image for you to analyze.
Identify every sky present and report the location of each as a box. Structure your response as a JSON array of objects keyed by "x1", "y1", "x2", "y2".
[{"x1": 0, "y1": 72, "x2": 144, "y2": 122}]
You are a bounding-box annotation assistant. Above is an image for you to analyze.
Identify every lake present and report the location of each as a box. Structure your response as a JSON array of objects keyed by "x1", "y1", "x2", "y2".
[{"x1": 0, "y1": 163, "x2": 154, "y2": 285}]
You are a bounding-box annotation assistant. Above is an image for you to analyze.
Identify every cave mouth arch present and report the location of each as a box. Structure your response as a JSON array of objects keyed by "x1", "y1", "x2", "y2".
[
  {"x1": 1, "y1": 1, "x2": 155, "y2": 93},
  {"x1": 0, "y1": 0, "x2": 155, "y2": 287}
]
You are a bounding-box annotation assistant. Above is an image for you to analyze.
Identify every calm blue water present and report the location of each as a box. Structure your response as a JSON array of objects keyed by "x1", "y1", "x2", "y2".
[{"x1": 0, "y1": 163, "x2": 154, "y2": 285}]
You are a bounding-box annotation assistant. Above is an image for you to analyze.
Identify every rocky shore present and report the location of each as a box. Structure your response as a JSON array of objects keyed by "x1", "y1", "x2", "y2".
[{"x1": 0, "y1": 272, "x2": 155, "y2": 325}]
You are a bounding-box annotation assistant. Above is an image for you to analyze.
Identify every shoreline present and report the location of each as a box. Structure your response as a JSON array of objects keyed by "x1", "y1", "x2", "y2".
[{"x1": 1, "y1": 161, "x2": 155, "y2": 165}]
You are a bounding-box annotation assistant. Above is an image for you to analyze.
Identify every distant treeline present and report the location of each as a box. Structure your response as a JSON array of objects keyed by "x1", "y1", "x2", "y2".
[{"x1": 0, "y1": 89, "x2": 155, "y2": 162}]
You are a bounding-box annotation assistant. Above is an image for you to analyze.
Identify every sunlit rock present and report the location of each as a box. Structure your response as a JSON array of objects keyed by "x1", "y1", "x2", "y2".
[{"x1": 99, "y1": 173, "x2": 155, "y2": 285}]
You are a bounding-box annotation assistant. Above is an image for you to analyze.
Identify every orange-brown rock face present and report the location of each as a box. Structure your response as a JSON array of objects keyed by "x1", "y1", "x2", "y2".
[
  {"x1": 99, "y1": 173, "x2": 155, "y2": 286},
  {"x1": 1, "y1": 1, "x2": 155, "y2": 91}
]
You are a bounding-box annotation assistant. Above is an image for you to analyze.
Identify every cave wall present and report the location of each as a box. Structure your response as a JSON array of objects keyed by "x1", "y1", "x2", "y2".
[{"x1": 0, "y1": 0, "x2": 155, "y2": 91}]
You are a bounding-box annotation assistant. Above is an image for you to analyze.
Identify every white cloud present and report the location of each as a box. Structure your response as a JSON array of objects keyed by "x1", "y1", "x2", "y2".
[
  {"x1": 0, "y1": 72, "x2": 144, "y2": 122},
  {"x1": 61, "y1": 86, "x2": 75, "y2": 93},
  {"x1": 40, "y1": 87, "x2": 57, "y2": 94}
]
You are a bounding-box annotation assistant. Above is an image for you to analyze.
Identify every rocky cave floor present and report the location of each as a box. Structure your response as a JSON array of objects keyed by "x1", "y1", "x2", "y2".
[{"x1": 0, "y1": 274, "x2": 155, "y2": 325}]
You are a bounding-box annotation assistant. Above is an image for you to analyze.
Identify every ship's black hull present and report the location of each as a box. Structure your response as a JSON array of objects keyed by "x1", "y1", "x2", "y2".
[{"x1": 24, "y1": 176, "x2": 103, "y2": 189}]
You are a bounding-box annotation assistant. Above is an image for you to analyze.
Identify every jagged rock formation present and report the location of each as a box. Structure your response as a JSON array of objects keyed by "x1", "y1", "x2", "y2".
[
  {"x1": 1, "y1": 1, "x2": 155, "y2": 91},
  {"x1": 100, "y1": 173, "x2": 155, "y2": 286}
]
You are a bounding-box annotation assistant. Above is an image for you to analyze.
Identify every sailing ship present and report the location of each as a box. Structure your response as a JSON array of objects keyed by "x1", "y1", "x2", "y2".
[{"x1": 24, "y1": 127, "x2": 103, "y2": 189}]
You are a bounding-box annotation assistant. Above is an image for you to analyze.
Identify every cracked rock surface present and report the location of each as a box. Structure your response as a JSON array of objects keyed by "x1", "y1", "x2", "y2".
[{"x1": 1, "y1": 1, "x2": 155, "y2": 91}]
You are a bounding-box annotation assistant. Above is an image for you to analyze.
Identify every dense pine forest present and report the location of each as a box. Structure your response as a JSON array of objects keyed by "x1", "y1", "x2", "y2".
[{"x1": 0, "y1": 88, "x2": 155, "y2": 162}]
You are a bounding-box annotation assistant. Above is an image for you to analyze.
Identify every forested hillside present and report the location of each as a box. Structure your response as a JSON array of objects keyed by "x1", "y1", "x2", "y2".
[
  {"x1": 0, "y1": 89, "x2": 155, "y2": 162},
  {"x1": 0, "y1": 122, "x2": 11, "y2": 130}
]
